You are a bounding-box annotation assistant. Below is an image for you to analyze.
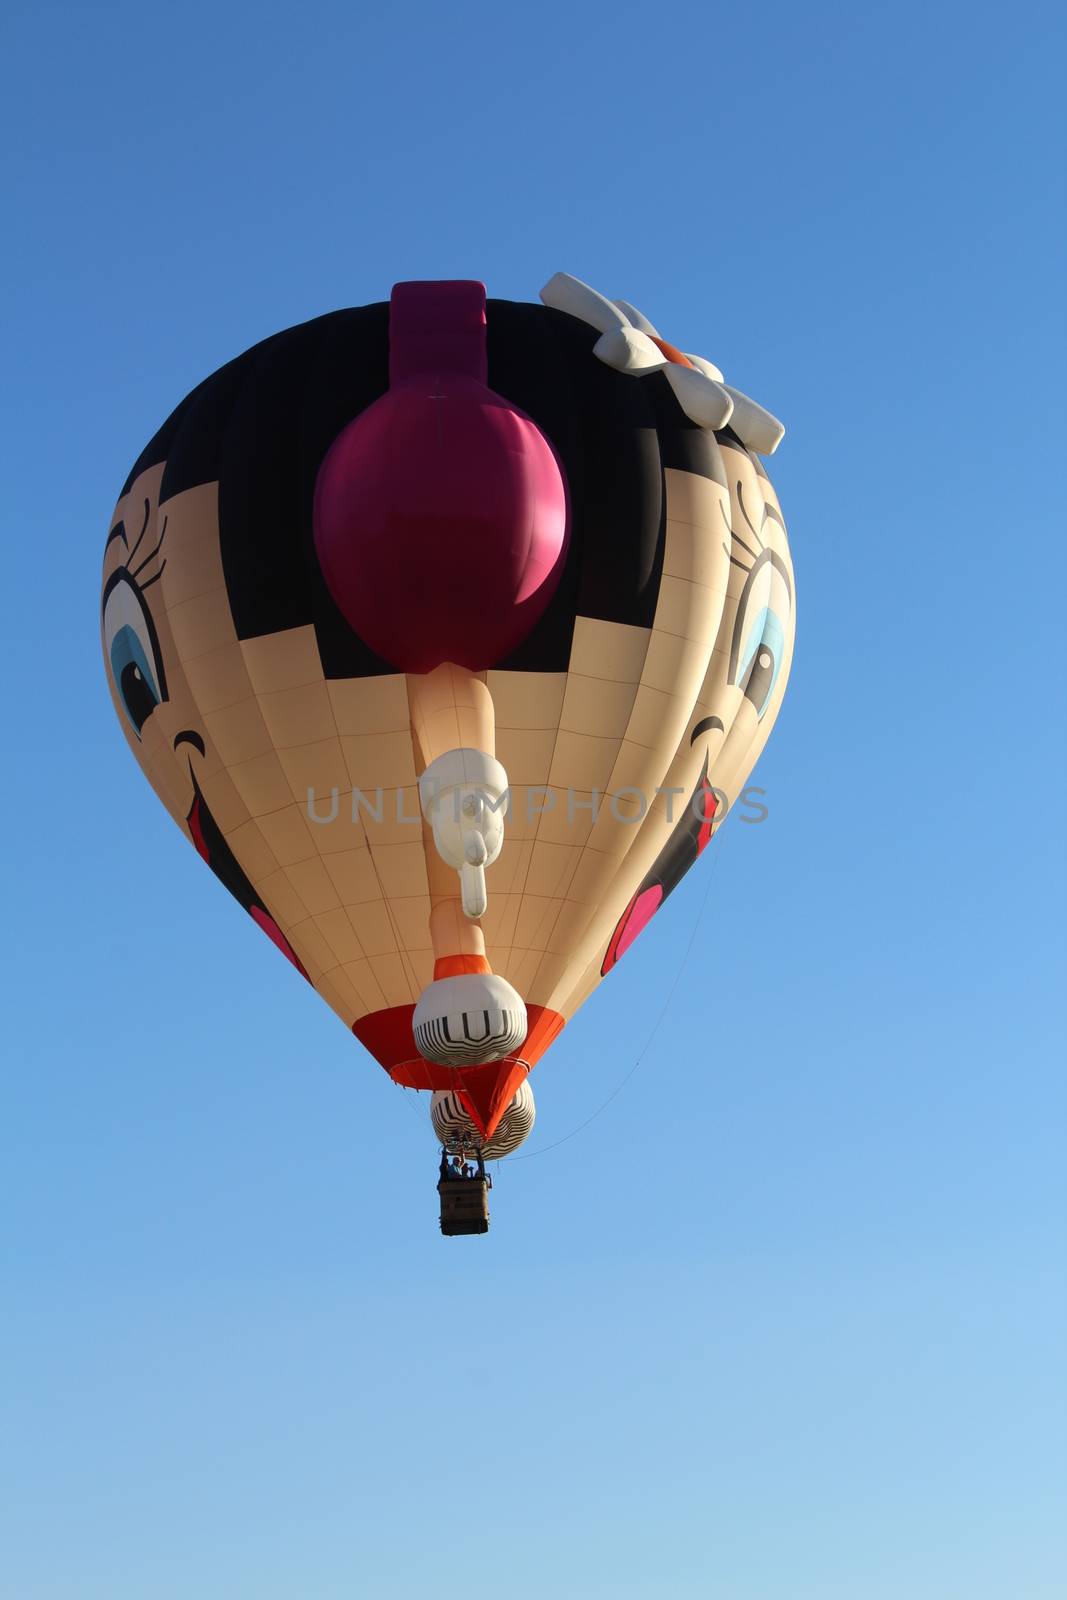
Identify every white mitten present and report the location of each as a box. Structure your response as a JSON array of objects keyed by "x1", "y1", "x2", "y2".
[
  {"x1": 413, "y1": 972, "x2": 527, "y2": 1066},
  {"x1": 419, "y1": 749, "x2": 509, "y2": 919}
]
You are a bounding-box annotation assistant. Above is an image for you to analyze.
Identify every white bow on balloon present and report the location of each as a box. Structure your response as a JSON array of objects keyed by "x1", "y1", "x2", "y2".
[{"x1": 540, "y1": 271, "x2": 785, "y2": 456}]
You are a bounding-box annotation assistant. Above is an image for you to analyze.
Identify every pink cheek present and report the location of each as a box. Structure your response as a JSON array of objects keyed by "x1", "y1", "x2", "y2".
[
  {"x1": 603, "y1": 883, "x2": 665, "y2": 973},
  {"x1": 615, "y1": 884, "x2": 665, "y2": 958}
]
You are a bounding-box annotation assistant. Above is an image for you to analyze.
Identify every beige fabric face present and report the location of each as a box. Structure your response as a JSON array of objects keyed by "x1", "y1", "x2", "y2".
[{"x1": 104, "y1": 440, "x2": 794, "y2": 1038}]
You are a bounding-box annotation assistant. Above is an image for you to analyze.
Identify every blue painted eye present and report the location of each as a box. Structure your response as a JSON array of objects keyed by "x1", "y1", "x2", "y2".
[
  {"x1": 110, "y1": 624, "x2": 161, "y2": 735},
  {"x1": 102, "y1": 571, "x2": 168, "y2": 739},
  {"x1": 737, "y1": 606, "x2": 784, "y2": 719}
]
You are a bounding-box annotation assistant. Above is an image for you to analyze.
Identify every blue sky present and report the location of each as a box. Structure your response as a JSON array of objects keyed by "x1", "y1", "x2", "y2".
[{"x1": 2, "y1": 1, "x2": 1064, "y2": 1595}]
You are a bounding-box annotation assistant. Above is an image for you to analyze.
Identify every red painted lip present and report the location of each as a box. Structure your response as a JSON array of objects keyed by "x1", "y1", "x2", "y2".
[
  {"x1": 186, "y1": 784, "x2": 308, "y2": 981},
  {"x1": 600, "y1": 761, "x2": 720, "y2": 976},
  {"x1": 186, "y1": 789, "x2": 212, "y2": 864}
]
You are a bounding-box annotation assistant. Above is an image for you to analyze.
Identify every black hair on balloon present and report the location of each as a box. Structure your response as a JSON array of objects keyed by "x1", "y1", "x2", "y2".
[{"x1": 119, "y1": 299, "x2": 731, "y2": 677}]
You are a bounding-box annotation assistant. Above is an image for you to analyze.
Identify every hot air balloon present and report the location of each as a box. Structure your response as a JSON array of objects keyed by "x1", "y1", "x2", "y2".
[{"x1": 101, "y1": 272, "x2": 795, "y2": 1232}]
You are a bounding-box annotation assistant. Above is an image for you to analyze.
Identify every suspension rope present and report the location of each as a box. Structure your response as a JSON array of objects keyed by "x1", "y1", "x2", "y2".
[{"x1": 499, "y1": 823, "x2": 727, "y2": 1163}]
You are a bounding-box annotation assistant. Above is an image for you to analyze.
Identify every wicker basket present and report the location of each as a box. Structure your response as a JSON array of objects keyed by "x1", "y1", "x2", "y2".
[{"x1": 437, "y1": 1174, "x2": 491, "y2": 1236}]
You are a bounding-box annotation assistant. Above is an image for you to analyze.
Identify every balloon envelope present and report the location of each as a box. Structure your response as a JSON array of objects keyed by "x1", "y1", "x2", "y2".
[{"x1": 101, "y1": 276, "x2": 794, "y2": 1139}]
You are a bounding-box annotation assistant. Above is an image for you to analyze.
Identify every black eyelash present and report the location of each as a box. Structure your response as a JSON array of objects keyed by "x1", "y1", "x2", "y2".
[
  {"x1": 736, "y1": 481, "x2": 766, "y2": 550},
  {"x1": 731, "y1": 530, "x2": 762, "y2": 564},
  {"x1": 125, "y1": 498, "x2": 152, "y2": 567},
  {"x1": 138, "y1": 562, "x2": 167, "y2": 592},
  {"x1": 131, "y1": 513, "x2": 168, "y2": 581},
  {"x1": 720, "y1": 496, "x2": 756, "y2": 575}
]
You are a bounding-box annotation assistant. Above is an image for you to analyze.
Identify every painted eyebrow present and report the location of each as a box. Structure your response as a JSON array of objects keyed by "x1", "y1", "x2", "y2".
[{"x1": 105, "y1": 521, "x2": 128, "y2": 552}]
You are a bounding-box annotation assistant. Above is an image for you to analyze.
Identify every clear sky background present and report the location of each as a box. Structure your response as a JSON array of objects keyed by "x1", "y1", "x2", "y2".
[{"x1": 2, "y1": 2, "x2": 1064, "y2": 1596}]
